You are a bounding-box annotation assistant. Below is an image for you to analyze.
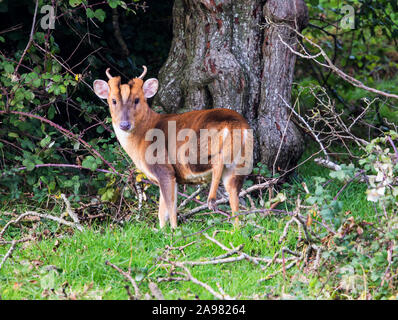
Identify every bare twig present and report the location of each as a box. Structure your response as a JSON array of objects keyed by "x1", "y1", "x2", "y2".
[
  {"x1": 182, "y1": 179, "x2": 279, "y2": 218},
  {"x1": 0, "y1": 211, "x2": 82, "y2": 239},
  {"x1": 172, "y1": 261, "x2": 234, "y2": 300},
  {"x1": 0, "y1": 240, "x2": 17, "y2": 271},
  {"x1": 270, "y1": 19, "x2": 398, "y2": 100},
  {"x1": 105, "y1": 261, "x2": 141, "y2": 300},
  {"x1": 148, "y1": 282, "x2": 164, "y2": 300},
  {"x1": 314, "y1": 157, "x2": 342, "y2": 171},
  {"x1": 14, "y1": 0, "x2": 39, "y2": 75},
  {"x1": 178, "y1": 186, "x2": 204, "y2": 209},
  {"x1": 279, "y1": 94, "x2": 330, "y2": 160},
  {"x1": 61, "y1": 194, "x2": 83, "y2": 231}
]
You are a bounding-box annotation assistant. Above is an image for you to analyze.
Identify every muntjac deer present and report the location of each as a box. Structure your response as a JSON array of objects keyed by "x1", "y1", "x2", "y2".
[{"x1": 93, "y1": 66, "x2": 253, "y2": 228}]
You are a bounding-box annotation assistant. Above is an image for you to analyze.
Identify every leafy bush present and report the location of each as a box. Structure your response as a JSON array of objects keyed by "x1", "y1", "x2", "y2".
[{"x1": 0, "y1": 0, "x2": 172, "y2": 206}]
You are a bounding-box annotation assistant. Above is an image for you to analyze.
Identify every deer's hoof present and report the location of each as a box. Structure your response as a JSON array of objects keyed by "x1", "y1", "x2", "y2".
[{"x1": 207, "y1": 198, "x2": 217, "y2": 212}]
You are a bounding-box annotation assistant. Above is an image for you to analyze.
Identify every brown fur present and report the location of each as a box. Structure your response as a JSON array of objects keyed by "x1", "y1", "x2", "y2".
[{"x1": 105, "y1": 76, "x2": 252, "y2": 228}]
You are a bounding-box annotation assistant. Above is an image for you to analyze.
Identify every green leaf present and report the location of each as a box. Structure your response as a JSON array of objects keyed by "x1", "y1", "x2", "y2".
[
  {"x1": 94, "y1": 9, "x2": 106, "y2": 22},
  {"x1": 69, "y1": 0, "x2": 82, "y2": 7},
  {"x1": 52, "y1": 74, "x2": 62, "y2": 82},
  {"x1": 4, "y1": 63, "x2": 14, "y2": 73},
  {"x1": 22, "y1": 158, "x2": 35, "y2": 171},
  {"x1": 82, "y1": 156, "x2": 98, "y2": 171},
  {"x1": 39, "y1": 135, "x2": 51, "y2": 148},
  {"x1": 86, "y1": 8, "x2": 95, "y2": 18},
  {"x1": 32, "y1": 78, "x2": 42, "y2": 88},
  {"x1": 108, "y1": 0, "x2": 120, "y2": 9},
  {"x1": 8, "y1": 132, "x2": 19, "y2": 138},
  {"x1": 48, "y1": 105, "x2": 56, "y2": 120}
]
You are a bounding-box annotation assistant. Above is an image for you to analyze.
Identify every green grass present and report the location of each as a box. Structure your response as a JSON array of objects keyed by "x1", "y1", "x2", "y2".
[
  {"x1": 0, "y1": 216, "x2": 296, "y2": 299},
  {"x1": 0, "y1": 147, "x2": 377, "y2": 300}
]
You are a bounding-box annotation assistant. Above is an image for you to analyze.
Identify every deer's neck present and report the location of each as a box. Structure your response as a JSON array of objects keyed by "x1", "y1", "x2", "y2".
[{"x1": 113, "y1": 104, "x2": 161, "y2": 178}]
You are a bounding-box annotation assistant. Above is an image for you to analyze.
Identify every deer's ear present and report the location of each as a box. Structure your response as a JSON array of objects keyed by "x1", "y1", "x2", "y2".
[
  {"x1": 93, "y1": 80, "x2": 109, "y2": 99},
  {"x1": 143, "y1": 78, "x2": 158, "y2": 99}
]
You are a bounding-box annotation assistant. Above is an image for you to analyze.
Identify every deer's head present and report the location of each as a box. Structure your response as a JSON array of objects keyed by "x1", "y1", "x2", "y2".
[{"x1": 93, "y1": 66, "x2": 158, "y2": 132}]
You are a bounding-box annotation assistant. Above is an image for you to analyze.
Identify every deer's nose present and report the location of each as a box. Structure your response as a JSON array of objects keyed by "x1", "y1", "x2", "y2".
[{"x1": 119, "y1": 121, "x2": 131, "y2": 131}]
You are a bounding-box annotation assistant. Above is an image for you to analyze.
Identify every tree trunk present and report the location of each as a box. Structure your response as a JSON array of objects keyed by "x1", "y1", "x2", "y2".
[{"x1": 154, "y1": 0, "x2": 308, "y2": 174}]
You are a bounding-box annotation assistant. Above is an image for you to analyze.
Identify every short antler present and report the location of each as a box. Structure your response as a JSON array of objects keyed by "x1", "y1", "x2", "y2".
[
  {"x1": 105, "y1": 68, "x2": 113, "y2": 80},
  {"x1": 138, "y1": 66, "x2": 147, "y2": 79}
]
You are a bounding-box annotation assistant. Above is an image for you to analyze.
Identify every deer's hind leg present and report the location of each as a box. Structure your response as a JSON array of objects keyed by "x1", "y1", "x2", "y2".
[
  {"x1": 207, "y1": 153, "x2": 224, "y2": 212},
  {"x1": 158, "y1": 192, "x2": 167, "y2": 228},
  {"x1": 222, "y1": 168, "x2": 244, "y2": 225}
]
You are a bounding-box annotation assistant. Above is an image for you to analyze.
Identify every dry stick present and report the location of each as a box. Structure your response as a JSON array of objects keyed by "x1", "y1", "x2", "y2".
[
  {"x1": 13, "y1": 0, "x2": 39, "y2": 76},
  {"x1": 124, "y1": 285, "x2": 135, "y2": 300},
  {"x1": 148, "y1": 282, "x2": 164, "y2": 300},
  {"x1": 0, "y1": 211, "x2": 80, "y2": 239},
  {"x1": 32, "y1": 42, "x2": 108, "y2": 106},
  {"x1": 211, "y1": 244, "x2": 244, "y2": 261},
  {"x1": 182, "y1": 178, "x2": 279, "y2": 218},
  {"x1": 0, "y1": 240, "x2": 17, "y2": 271},
  {"x1": 313, "y1": 245, "x2": 322, "y2": 270},
  {"x1": 178, "y1": 185, "x2": 204, "y2": 209},
  {"x1": 278, "y1": 217, "x2": 296, "y2": 244},
  {"x1": 173, "y1": 262, "x2": 233, "y2": 300},
  {"x1": 314, "y1": 157, "x2": 342, "y2": 171},
  {"x1": 203, "y1": 233, "x2": 229, "y2": 251},
  {"x1": 258, "y1": 261, "x2": 297, "y2": 282},
  {"x1": 279, "y1": 94, "x2": 330, "y2": 161},
  {"x1": 165, "y1": 241, "x2": 197, "y2": 252},
  {"x1": 272, "y1": 101, "x2": 294, "y2": 175},
  {"x1": 387, "y1": 136, "x2": 398, "y2": 162},
  {"x1": 200, "y1": 233, "x2": 293, "y2": 268},
  {"x1": 61, "y1": 194, "x2": 83, "y2": 231},
  {"x1": 271, "y1": 19, "x2": 398, "y2": 100},
  {"x1": 105, "y1": 261, "x2": 141, "y2": 300},
  {"x1": 0, "y1": 237, "x2": 33, "y2": 245},
  {"x1": 333, "y1": 170, "x2": 366, "y2": 200},
  {"x1": 0, "y1": 24, "x2": 23, "y2": 35},
  {"x1": 183, "y1": 254, "x2": 247, "y2": 266},
  {"x1": 157, "y1": 276, "x2": 188, "y2": 283}
]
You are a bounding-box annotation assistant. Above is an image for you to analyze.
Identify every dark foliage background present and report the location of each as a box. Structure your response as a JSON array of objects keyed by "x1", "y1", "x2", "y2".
[{"x1": 0, "y1": 0, "x2": 397, "y2": 205}]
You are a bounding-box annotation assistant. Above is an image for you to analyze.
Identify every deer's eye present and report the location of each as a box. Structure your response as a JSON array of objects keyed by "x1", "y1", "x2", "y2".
[
  {"x1": 134, "y1": 98, "x2": 140, "y2": 105},
  {"x1": 112, "y1": 99, "x2": 117, "y2": 105}
]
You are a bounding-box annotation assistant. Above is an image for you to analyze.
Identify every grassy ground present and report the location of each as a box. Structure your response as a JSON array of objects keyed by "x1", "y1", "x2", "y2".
[{"x1": 0, "y1": 149, "x2": 376, "y2": 300}]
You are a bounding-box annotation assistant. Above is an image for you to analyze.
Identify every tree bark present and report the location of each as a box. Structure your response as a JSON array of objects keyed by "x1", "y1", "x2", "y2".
[{"x1": 154, "y1": 0, "x2": 308, "y2": 174}]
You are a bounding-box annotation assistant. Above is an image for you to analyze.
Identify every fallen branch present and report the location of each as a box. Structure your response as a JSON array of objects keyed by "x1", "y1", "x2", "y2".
[
  {"x1": 171, "y1": 261, "x2": 234, "y2": 300},
  {"x1": 181, "y1": 179, "x2": 279, "y2": 218},
  {"x1": 178, "y1": 186, "x2": 204, "y2": 209},
  {"x1": 61, "y1": 194, "x2": 83, "y2": 232},
  {"x1": 148, "y1": 282, "x2": 164, "y2": 300},
  {"x1": 0, "y1": 211, "x2": 82, "y2": 239},
  {"x1": 105, "y1": 261, "x2": 141, "y2": 300},
  {"x1": 0, "y1": 240, "x2": 17, "y2": 271}
]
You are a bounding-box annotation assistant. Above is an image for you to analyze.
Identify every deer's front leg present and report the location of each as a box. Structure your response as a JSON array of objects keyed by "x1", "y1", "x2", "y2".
[
  {"x1": 158, "y1": 192, "x2": 167, "y2": 228},
  {"x1": 159, "y1": 177, "x2": 178, "y2": 228}
]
